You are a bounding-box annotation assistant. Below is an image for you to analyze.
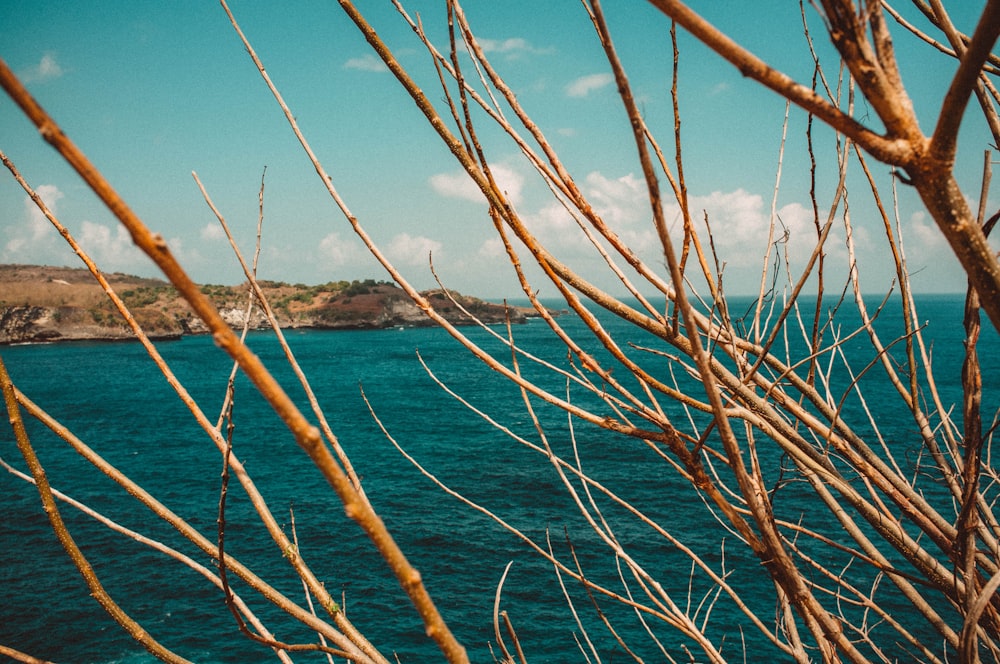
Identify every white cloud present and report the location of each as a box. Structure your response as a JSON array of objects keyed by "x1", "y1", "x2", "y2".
[
  {"x1": 847, "y1": 221, "x2": 872, "y2": 249},
  {"x1": 478, "y1": 236, "x2": 507, "y2": 259},
  {"x1": 585, "y1": 172, "x2": 647, "y2": 227},
  {"x1": 429, "y1": 171, "x2": 481, "y2": 203},
  {"x1": 77, "y1": 221, "x2": 145, "y2": 268},
  {"x1": 908, "y1": 211, "x2": 944, "y2": 248},
  {"x1": 426, "y1": 165, "x2": 863, "y2": 293},
  {"x1": 429, "y1": 164, "x2": 524, "y2": 206},
  {"x1": 4, "y1": 185, "x2": 63, "y2": 257},
  {"x1": 200, "y1": 223, "x2": 226, "y2": 241},
  {"x1": 689, "y1": 189, "x2": 768, "y2": 244},
  {"x1": 709, "y1": 81, "x2": 729, "y2": 96},
  {"x1": 27, "y1": 184, "x2": 63, "y2": 236},
  {"x1": 680, "y1": 188, "x2": 832, "y2": 273},
  {"x1": 565, "y1": 73, "x2": 614, "y2": 98},
  {"x1": 37, "y1": 53, "x2": 63, "y2": 79},
  {"x1": 21, "y1": 53, "x2": 64, "y2": 82},
  {"x1": 517, "y1": 172, "x2": 652, "y2": 258},
  {"x1": 479, "y1": 37, "x2": 527, "y2": 53},
  {"x1": 514, "y1": 174, "x2": 839, "y2": 287},
  {"x1": 33, "y1": 183, "x2": 64, "y2": 208},
  {"x1": 527, "y1": 200, "x2": 575, "y2": 233},
  {"x1": 343, "y1": 54, "x2": 388, "y2": 73},
  {"x1": 489, "y1": 164, "x2": 524, "y2": 205},
  {"x1": 319, "y1": 231, "x2": 365, "y2": 266},
  {"x1": 477, "y1": 37, "x2": 553, "y2": 60},
  {"x1": 386, "y1": 233, "x2": 442, "y2": 267},
  {"x1": 899, "y1": 210, "x2": 952, "y2": 279},
  {"x1": 579, "y1": 172, "x2": 655, "y2": 251}
]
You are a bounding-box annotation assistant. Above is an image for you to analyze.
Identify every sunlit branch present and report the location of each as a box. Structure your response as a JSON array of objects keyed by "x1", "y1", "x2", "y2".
[{"x1": 0, "y1": 359, "x2": 193, "y2": 664}]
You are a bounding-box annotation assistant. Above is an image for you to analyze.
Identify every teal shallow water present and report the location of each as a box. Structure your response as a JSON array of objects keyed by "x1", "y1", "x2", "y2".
[{"x1": 1, "y1": 296, "x2": 996, "y2": 662}]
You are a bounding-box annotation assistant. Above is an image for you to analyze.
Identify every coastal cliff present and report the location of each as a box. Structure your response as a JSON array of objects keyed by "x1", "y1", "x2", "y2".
[{"x1": 0, "y1": 264, "x2": 535, "y2": 344}]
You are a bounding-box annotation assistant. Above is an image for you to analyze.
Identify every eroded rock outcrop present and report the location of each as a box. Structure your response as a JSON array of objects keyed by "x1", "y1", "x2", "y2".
[{"x1": 0, "y1": 265, "x2": 536, "y2": 344}]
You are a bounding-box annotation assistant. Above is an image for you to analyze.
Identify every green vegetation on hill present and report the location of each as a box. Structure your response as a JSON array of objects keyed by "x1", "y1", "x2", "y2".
[{"x1": 0, "y1": 265, "x2": 532, "y2": 344}]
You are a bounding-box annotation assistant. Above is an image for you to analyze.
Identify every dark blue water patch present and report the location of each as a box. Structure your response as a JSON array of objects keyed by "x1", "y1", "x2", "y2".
[{"x1": 1, "y1": 295, "x2": 997, "y2": 662}]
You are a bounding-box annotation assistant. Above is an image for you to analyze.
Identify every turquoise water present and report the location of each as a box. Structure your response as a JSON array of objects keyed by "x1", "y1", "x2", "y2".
[{"x1": 1, "y1": 296, "x2": 996, "y2": 662}]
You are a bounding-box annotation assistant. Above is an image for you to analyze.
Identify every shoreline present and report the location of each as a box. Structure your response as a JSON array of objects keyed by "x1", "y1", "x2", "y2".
[
  {"x1": 0, "y1": 315, "x2": 541, "y2": 347},
  {"x1": 0, "y1": 264, "x2": 548, "y2": 346}
]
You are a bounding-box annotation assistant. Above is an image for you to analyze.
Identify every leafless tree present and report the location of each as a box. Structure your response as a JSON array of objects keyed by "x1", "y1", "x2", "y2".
[{"x1": 1, "y1": 1, "x2": 999, "y2": 662}]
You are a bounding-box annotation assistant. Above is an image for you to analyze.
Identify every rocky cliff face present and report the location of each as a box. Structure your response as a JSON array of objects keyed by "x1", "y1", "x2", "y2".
[
  {"x1": 1, "y1": 306, "x2": 65, "y2": 343},
  {"x1": 0, "y1": 264, "x2": 533, "y2": 345},
  {"x1": 1, "y1": 305, "x2": 189, "y2": 344}
]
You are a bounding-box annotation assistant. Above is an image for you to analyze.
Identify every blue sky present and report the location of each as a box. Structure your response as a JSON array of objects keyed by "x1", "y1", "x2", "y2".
[{"x1": 1, "y1": 1, "x2": 995, "y2": 299}]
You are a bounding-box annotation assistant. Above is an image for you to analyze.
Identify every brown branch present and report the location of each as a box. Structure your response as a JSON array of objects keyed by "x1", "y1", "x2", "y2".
[
  {"x1": 929, "y1": 0, "x2": 1000, "y2": 162},
  {"x1": 639, "y1": 1, "x2": 1000, "y2": 333},
  {"x1": 0, "y1": 644, "x2": 55, "y2": 664},
  {"x1": 956, "y1": 152, "x2": 997, "y2": 642},
  {"x1": 0, "y1": 53, "x2": 439, "y2": 664},
  {"x1": 819, "y1": 0, "x2": 923, "y2": 142},
  {"x1": 0, "y1": 456, "x2": 298, "y2": 664},
  {"x1": 924, "y1": 0, "x2": 1000, "y2": 150},
  {"x1": 907, "y1": 168, "x2": 1000, "y2": 334},
  {"x1": 215, "y1": 3, "x2": 472, "y2": 660},
  {"x1": 491, "y1": 562, "x2": 519, "y2": 664},
  {"x1": 192, "y1": 170, "x2": 370, "y2": 503},
  {"x1": 0, "y1": 58, "x2": 329, "y2": 507},
  {"x1": 0, "y1": 148, "x2": 380, "y2": 661},
  {"x1": 645, "y1": 0, "x2": 913, "y2": 164},
  {"x1": 882, "y1": 1, "x2": 1000, "y2": 75},
  {"x1": 0, "y1": 358, "x2": 193, "y2": 664},
  {"x1": 11, "y1": 387, "x2": 377, "y2": 660}
]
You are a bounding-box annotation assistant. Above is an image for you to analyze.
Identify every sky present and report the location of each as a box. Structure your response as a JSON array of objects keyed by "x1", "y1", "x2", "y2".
[{"x1": 1, "y1": 1, "x2": 996, "y2": 300}]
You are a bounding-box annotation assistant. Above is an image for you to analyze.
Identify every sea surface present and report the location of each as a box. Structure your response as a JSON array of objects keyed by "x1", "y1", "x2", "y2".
[{"x1": 1, "y1": 295, "x2": 997, "y2": 663}]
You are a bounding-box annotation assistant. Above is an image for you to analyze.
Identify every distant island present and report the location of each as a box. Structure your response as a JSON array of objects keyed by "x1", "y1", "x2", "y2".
[{"x1": 0, "y1": 264, "x2": 541, "y2": 345}]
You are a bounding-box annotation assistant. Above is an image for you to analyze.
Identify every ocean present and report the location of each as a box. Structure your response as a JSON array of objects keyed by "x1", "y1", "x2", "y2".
[{"x1": 1, "y1": 295, "x2": 997, "y2": 662}]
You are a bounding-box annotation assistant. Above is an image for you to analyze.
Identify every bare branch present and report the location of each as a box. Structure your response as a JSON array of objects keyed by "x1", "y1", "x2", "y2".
[
  {"x1": 929, "y1": 0, "x2": 1000, "y2": 161},
  {"x1": 646, "y1": 0, "x2": 914, "y2": 163}
]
